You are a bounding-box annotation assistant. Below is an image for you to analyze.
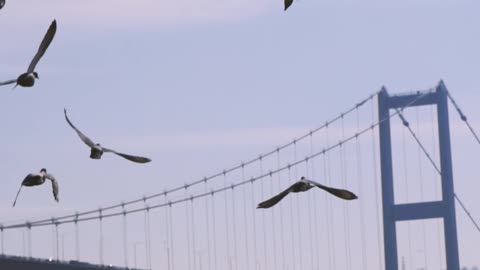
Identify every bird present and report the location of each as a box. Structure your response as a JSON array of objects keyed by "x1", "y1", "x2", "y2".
[
  {"x1": 0, "y1": 19, "x2": 57, "y2": 88},
  {"x1": 0, "y1": 0, "x2": 5, "y2": 10},
  {"x1": 13, "y1": 168, "x2": 59, "y2": 207},
  {"x1": 257, "y1": 176, "x2": 357, "y2": 208},
  {"x1": 64, "y1": 108, "x2": 152, "y2": 163},
  {"x1": 285, "y1": 0, "x2": 294, "y2": 10}
]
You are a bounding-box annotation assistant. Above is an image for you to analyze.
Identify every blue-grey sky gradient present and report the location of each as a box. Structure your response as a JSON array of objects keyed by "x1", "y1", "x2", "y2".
[{"x1": 1, "y1": 0, "x2": 479, "y2": 269}]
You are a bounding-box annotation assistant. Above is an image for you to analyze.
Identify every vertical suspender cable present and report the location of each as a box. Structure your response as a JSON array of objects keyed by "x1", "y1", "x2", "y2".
[
  {"x1": 55, "y1": 222, "x2": 60, "y2": 261},
  {"x1": 269, "y1": 172, "x2": 278, "y2": 270},
  {"x1": 241, "y1": 166, "x2": 250, "y2": 270},
  {"x1": 25, "y1": 222, "x2": 32, "y2": 258},
  {"x1": 340, "y1": 116, "x2": 352, "y2": 270},
  {"x1": 191, "y1": 197, "x2": 197, "y2": 270},
  {"x1": 75, "y1": 213, "x2": 80, "y2": 261},
  {"x1": 211, "y1": 192, "x2": 218, "y2": 270},
  {"x1": 259, "y1": 158, "x2": 268, "y2": 270},
  {"x1": 204, "y1": 181, "x2": 212, "y2": 270},
  {"x1": 310, "y1": 134, "x2": 321, "y2": 270},
  {"x1": 322, "y1": 149, "x2": 332, "y2": 269},
  {"x1": 231, "y1": 184, "x2": 238, "y2": 270},
  {"x1": 356, "y1": 109, "x2": 368, "y2": 270},
  {"x1": 185, "y1": 189, "x2": 192, "y2": 270},
  {"x1": 99, "y1": 209, "x2": 104, "y2": 265},
  {"x1": 250, "y1": 176, "x2": 258, "y2": 270},
  {"x1": 51, "y1": 218, "x2": 56, "y2": 259},
  {"x1": 325, "y1": 126, "x2": 336, "y2": 270},
  {"x1": 294, "y1": 142, "x2": 303, "y2": 270},
  {"x1": 164, "y1": 195, "x2": 171, "y2": 270},
  {"x1": 288, "y1": 166, "x2": 296, "y2": 270},
  {"x1": 371, "y1": 98, "x2": 384, "y2": 270},
  {"x1": 276, "y1": 150, "x2": 286, "y2": 270},
  {"x1": 22, "y1": 229, "x2": 26, "y2": 257},
  {"x1": 27, "y1": 223, "x2": 32, "y2": 258},
  {"x1": 416, "y1": 108, "x2": 429, "y2": 270},
  {"x1": 305, "y1": 159, "x2": 314, "y2": 270},
  {"x1": 144, "y1": 204, "x2": 152, "y2": 270},
  {"x1": 223, "y1": 173, "x2": 232, "y2": 270},
  {"x1": 402, "y1": 127, "x2": 414, "y2": 270},
  {"x1": 169, "y1": 203, "x2": 175, "y2": 270},
  {"x1": 122, "y1": 204, "x2": 128, "y2": 268}
]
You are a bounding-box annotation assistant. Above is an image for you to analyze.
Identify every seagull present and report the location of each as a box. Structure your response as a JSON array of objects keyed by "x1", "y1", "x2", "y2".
[
  {"x1": 0, "y1": 19, "x2": 57, "y2": 88},
  {"x1": 64, "y1": 109, "x2": 152, "y2": 163},
  {"x1": 285, "y1": 0, "x2": 294, "y2": 10},
  {"x1": 0, "y1": 0, "x2": 5, "y2": 10},
  {"x1": 257, "y1": 176, "x2": 357, "y2": 208},
  {"x1": 13, "y1": 168, "x2": 59, "y2": 207}
]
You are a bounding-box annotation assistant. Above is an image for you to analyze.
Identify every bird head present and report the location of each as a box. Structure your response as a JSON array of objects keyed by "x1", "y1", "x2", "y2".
[
  {"x1": 40, "y1": 168, "x2": 47, "y2": 173},
  {"x1": 33, "y1": 72, "x2": 39, "y2": 79}
]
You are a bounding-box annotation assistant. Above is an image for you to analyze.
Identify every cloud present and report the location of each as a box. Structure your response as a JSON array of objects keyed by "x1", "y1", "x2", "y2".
[{"x1": 2, "y1": 0, "x2": 276, "y2": 28}]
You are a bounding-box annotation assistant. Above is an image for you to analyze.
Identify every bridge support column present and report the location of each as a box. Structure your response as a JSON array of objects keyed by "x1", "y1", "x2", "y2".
[{"x1": 377, "y1": 81, "x2": 460, "y2": 270}]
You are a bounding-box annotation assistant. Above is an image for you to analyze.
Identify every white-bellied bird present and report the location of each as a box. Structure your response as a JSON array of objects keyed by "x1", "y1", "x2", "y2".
[
  {"x1": 257, "y1": 176, "x2": 357, "y2": 208},
  {"x1": 64, "y1": 109, "x2": 152, "y2": 163},
  {"x1": 13, "y1": 168, "x2": 59, "y2": 207},
  {"x1": 0, "y1": 20, "x2": 57, "y2": 88}
]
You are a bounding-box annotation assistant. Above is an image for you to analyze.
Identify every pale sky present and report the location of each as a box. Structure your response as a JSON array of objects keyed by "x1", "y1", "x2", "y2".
[{"x1": 1, "y1": 0, "x2": 480, "y2": 269}]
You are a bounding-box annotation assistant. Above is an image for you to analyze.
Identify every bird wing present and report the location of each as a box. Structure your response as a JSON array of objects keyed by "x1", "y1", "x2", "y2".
[
  {"x1": 0, "y1": 0, "x2": 5, "y2": 10},
  {"x1": 45, "y1": 173, "x2": 59, "y2": 202},
  {"x1": 0, "y1": 79, "x2": 16, "y2": 86},
  {"x1": 102, "y1": 147, "x2": 152, "y2": 163},
  {"x1": 12, "y1": 173, "x2": 36, "y2": 207},
  {"x1": 284, "y1": 0, "x2": 294, "y2": 10},
  {"x1": 64, "y1": 108, "x2": 97, "y2": 148},
  {"x1": 12, "y1": 185, "x2": 23, "y2": 207},
  {"x1": 257, "y1": 183, "x2": 297, "y2": 208},
  {"x1": 27, "y1": 20, "x2": 57, "y2": 73},
  {"x1": 305, "y1": 179, "x2": 358, "y2": 200}
]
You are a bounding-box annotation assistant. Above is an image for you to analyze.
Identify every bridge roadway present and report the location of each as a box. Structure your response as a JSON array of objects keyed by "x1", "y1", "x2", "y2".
[{"x1": 0, "y1": 254, "x2": 143, "y2": 270}]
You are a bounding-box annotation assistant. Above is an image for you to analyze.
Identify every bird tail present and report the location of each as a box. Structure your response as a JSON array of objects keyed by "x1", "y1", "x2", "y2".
[{"x1": 12, "y1": 185, "x2": 23, "y2": 207}]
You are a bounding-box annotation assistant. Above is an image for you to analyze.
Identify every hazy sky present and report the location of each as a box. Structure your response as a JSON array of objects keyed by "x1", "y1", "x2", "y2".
[{"x1": 1, "y1": 0, "x2": 480, "y2": 269}]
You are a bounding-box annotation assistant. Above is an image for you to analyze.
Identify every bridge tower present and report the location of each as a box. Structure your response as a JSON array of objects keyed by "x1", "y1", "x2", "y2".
[{"x1": 377, "y1": 81, "x2": 460, "y2": 270}]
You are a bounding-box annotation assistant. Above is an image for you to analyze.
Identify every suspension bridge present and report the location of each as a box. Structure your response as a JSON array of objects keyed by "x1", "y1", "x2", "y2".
[{"x1": 1, "y1": 81, "x2": 478, "y2": 270}]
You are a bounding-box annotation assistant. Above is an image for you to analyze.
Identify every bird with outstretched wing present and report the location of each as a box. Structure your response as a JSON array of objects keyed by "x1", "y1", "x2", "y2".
[
  {"x1": 257, "y1": 176, "x2": 357, "y2": 208},
  {"x1": 0, "y1": 20, "x2": 57, "y2": 88},
  {"x1": 64, "y1": 109, "x2": 151, "y2": 164}
]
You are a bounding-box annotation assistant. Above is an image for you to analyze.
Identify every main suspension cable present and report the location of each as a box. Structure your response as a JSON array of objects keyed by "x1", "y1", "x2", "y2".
[
  {"x1": 2, "y1": 92, "x2": 427, "y2": 230},
  {"x1": 447, "y1": 91, "x2": 480, "y2": 144},
  {"x1": 5, "y1": 92, "x2": 378, "y2": 228},
  {"x1": 395, "y1": 109, "x2": 480, "y2": 233}
]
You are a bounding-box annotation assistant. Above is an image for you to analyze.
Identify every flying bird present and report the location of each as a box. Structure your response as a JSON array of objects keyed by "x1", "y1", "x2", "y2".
[
  {"x1": 0, "y1": 0, "x2": 5, "y2": 10},
  {"x1": 257, "y1": 176, "x2": 357, "y2": 208},
  {"x1": 64, "y1": 109, "x2": 152, "y2": 163},
  {"x1": 13, "y1": 168, "x2": 59, "y2": 207},
  {"x1": 0, "y1": 19, "x2": 57, "y2": 88},
  {"x1": 285, "y1": 0, "x2": 294, "y2": 10}
]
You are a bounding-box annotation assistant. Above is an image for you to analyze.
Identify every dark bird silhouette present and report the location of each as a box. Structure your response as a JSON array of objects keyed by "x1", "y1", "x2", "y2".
[
  {"x1": 285, "y1": 0, "x2": 294, "y2": 10},
  {"x1": 0, "y1": 20, "x2": 57, "y2": 88},
  {"x1": 13, "y1": 168, "x2": 59, "y2": 207},
  {"x1": 64, "y1": 109, "x2": 151, "y2": 163},
  {"x1": 0, "y1": 0, "x2": 5, "y2": 10},
  {"x1": 257, "y1": 176, "x2": 357, "y2": 208}
]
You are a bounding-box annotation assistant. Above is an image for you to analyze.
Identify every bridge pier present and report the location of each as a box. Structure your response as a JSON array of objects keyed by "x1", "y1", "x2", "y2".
[{"x1": 377, "y1": 81, "x2": 460, "y2": 270}]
